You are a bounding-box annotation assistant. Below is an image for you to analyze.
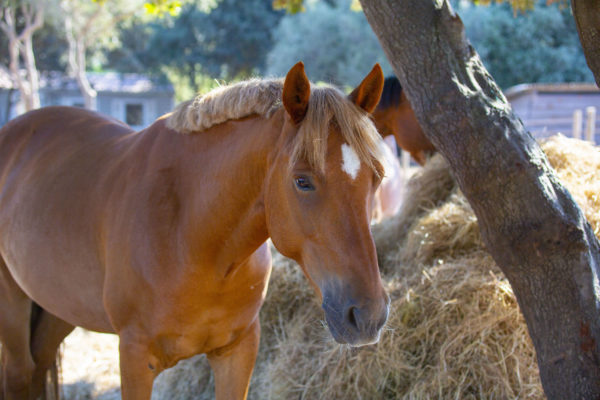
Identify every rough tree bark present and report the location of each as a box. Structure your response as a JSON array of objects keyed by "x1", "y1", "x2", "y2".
[
  {"x1": 571, "y1": 0, "x2": 600, "y2": 87},
  {"x1": 360, "y1": 0, "x2": 600, "y2": 398}
]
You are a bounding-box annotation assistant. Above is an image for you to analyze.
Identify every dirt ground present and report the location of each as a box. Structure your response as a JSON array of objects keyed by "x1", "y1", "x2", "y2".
[{"x1": 61, "y1": 328, "x2": 121, "y2": 400}]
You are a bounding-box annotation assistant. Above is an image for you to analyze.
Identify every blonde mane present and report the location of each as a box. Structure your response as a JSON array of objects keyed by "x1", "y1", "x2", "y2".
[
  {"x1": 166, "y1": 78, "x2": 384, "y2": 176},
  {"x1": 166, "y1": 79, "x2": 284, "y2": 134}
]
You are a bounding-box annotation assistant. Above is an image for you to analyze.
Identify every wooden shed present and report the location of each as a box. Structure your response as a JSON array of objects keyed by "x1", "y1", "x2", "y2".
[
  {"x1": 40, "y1": 71, "x2": 174, "y2": 130},
  {"x1": 506, "y1": 83, "x2": 600, "y2": 142},
  {"x1": 0, "y1": 71, "x2": 174, "y2": 129}
]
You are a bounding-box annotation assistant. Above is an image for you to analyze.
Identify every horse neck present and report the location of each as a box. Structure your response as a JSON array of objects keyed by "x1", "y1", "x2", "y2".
[
  {"x1": 372, "y1": 107, "x2": 396, "y2": 139},
  {"x1": 168, "y1": 111, "x2": 284, "y2": 267}
]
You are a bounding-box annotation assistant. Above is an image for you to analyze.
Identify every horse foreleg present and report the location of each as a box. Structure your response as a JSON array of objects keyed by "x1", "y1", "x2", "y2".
[
  {"x1": 29, "y1": 309, "x2": 74, "y2": 399},
  {"x1": 207, "y1": 320, "x2": 260, "y2": 400},
  {"x1": 118, "y1": 333, "x2": 158, "y2": 400}
]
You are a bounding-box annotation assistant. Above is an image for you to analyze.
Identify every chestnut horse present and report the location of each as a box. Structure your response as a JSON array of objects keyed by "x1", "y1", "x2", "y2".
[
  {"x1": 372, "y1": 76, "x2": 435, "y2": 165},
  {"x1": 0, "y1": 62, "x2": 389, "y2": 400}
]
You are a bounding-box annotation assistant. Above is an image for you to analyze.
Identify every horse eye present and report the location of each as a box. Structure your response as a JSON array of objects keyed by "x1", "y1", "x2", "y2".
[{"x1": 294, "y1": 176, "x2": 315, "y2": 191}]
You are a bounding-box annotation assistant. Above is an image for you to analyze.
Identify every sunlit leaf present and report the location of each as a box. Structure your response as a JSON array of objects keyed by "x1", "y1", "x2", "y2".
[{"x1": 272, "y1": 0, "x2": 305, "y2": 14}]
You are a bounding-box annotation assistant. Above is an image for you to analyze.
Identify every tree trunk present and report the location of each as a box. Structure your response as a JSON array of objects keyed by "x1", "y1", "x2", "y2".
[
  {"x1": 0, "y1": 4, "x2": 44, "y2": 112},
  {"x1": 62, "y1": 6, "x2": 98, "y2": 110},
  {"x1": 74, "y1": 39, "x2": 97, "y2": 110},
  {"x1": 22, "y1": 32, "x2": 41, "y2": 110},
  {"x1": 572, "y1": 0, "x2": 600, "y2": 87},
  {"x1": 5, "y1": 30, "x2": 31, "y2": 110},
  {"x1": 359, "y1": 0, "x2": 600, "y2": 398}
]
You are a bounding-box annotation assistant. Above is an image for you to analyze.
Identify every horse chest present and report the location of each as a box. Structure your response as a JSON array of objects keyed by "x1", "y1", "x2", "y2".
[
  {"x1": 143, "y1": 285, "x2": 265, "y2": 367},
  {"x1": 143, "y1": 251, "x2": 271, "y2": 360}
]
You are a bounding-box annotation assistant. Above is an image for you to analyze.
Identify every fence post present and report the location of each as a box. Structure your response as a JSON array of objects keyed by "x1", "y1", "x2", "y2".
[
  {"x1": 585, "y1": 106, "x2": 596, "y2": 143},
  {"x1": 573, "y1": 109, "x2": 582, "y2": 139}
]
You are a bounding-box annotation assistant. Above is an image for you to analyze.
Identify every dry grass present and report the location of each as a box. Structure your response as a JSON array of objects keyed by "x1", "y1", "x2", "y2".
[
  {"x1": 541, "y1": 135, "x2": 600, "y2": 234},
  {"x1": 256, "y1": 253, "x2": 541, "y2": 400},
  {"x1": 58, "y1": 135, "x2": 600, "y2": 399},
  {"x1": 373, "y1": 153, "x2": 457, "y2": 271}
]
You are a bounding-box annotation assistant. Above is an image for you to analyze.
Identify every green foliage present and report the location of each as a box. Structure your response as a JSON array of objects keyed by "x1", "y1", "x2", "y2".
[
  {"x1": 102, "y1": 18, "x2": 153, "y2": 73},
  {"x1": 272, "y1": 0, "x2": 305, "y2": 14},
  {"x1": 265, "y1": 0, "x2": 393, "y2": 88},
  {"x1": 143, "y1": 0, "x2": 182, "y2": 16},
  {"x1": 136, "y1": 0, "x2": 284, "y2": 94},
  {"x1": 271, "y1": 0, "x2": 569, "y2": 15},
  {"x1": 32, "y1": 23, "x2": 68, "y2": 71},
  {"x1": 471, "y1": 0, "x2": 569, "y2": 14},
  {"x1": 472, "y1": 0, "x2": 536, "y2": 12},
  {"x1": 4, "y1": 0, "x2": 592, "y2": 101},
  {"x1": 140, "y1": 0, "x2": 217, "y2": 16},
  {"x1": 459, "y1": 1, "x2": 594, "y2": 88}
]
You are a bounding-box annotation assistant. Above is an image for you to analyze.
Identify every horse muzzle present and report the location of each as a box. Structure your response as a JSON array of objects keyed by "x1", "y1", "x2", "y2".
[{"x1": 322, "y1": 290, "x2": 390, "y2": 347}]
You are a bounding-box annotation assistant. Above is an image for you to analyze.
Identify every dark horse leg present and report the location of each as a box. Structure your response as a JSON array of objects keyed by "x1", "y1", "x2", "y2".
[
  {"x1": 0, "y1": 256, "x2": 35, "y2": 399},
  {"x1": 29, "y1": 308, "x2": 74, "y2": 399},
  {"x1": 0, "y1": 256, "x2": 74, "y2": 400}
]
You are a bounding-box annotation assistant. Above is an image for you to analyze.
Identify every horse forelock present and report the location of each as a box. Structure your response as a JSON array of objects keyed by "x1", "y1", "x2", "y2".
[
  {"x1": 290, "y1": 85, "x2": 385, "y2": 178},
  {"x1": 165, "y1": 78, "x2": 384, "y2": 177}
]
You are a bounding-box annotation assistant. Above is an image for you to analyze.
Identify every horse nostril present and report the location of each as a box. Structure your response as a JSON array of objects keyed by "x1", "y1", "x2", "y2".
[{"x1": 347, "y1": 306, "x2": 359, "y2": 329}]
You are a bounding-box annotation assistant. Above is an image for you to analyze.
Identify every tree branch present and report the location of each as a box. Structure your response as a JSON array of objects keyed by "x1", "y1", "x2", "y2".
[
  {"x1": 0, "y1": 7, "x2": 16, "y2": 37},
  {"x1": 17, "y1": 2, "x2": 45, "y2": 43}
]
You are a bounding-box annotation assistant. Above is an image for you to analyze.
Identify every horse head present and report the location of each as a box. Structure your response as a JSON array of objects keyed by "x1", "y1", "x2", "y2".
[{"x1": 265, "y1": 62, "x2": 389, "y2": 346}]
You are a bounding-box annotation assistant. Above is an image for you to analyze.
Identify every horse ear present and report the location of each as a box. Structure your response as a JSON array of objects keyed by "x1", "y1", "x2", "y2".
[
  {"x1": 283, "y1": 62, "x2": 310, "y2": 125},
  {"x1": 349, "y1": 64, "x2": 384, "y2": 114}
]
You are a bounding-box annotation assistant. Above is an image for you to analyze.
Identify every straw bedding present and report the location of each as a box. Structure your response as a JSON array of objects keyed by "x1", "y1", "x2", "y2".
[{"x1": 70, "y1": 135, "x2": 600, "y2": 399}]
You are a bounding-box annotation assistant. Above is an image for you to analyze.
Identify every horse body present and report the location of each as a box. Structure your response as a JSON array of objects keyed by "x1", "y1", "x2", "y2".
[
  {"x1": 0, "y1": 106, "x2": 277, "y2": 376},
  {"x1": 0, "y1": 63, "x2": 389, "y2": 400},
  {"x1": 0, "y1": 107, "x2": 133, "y2": 332}
]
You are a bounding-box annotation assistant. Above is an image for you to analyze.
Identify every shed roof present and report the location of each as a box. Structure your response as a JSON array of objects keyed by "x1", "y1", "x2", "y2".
[
  {"x1": 39, "y1": 71, "x2": 174, "y2": 94},
  {"x1": 505, "y1": 83, "x2": 599, "y2": 101}
]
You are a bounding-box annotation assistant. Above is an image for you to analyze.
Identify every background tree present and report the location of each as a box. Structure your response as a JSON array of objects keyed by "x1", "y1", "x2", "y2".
[
  {"x1": 265, "y1": 0, "x2": 392, "y2": 87},
  {"x1": 102, "y1": 19, "x2": 153, "y2": 74},
  {"x1": 459, "y1": 1, "x2": 593, "y2": 88},
  {"x1": 359, "y1": 0, "x2": 600, "y2": 398},
  {"x1": 0, "y1": 0, "x2": 46, "y2": 111},
  {"x1": 568, "y1": 0, "x2": 600, "y2": 85},
  {"x1": 0, "y1": 0, "x2": 178, "y2": 113},
  {"x1": 265, "y1": 0, "x2": 591, "y2": 89},
  {"x1": 139, "y1": 0, "x2": 284, "y2": 97},
  {"x1": 59, "y1": 0, "x2": 142, "y2": 110}
]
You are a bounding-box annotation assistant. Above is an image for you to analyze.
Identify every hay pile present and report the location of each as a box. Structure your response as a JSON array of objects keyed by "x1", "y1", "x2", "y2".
[{"x1": 152, "y1": 135, "x2": 600, "y2": 399}]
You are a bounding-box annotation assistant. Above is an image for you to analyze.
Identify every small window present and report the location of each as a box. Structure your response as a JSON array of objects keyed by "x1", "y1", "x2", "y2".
[{"x1": 126, "y1": 103, "x2": 143, "y2": 126}]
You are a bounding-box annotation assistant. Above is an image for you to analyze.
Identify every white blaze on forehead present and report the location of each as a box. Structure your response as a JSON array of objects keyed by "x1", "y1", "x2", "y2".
[{"x1": 341, "y1": 143, "x2": 361, "y2": 180}]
